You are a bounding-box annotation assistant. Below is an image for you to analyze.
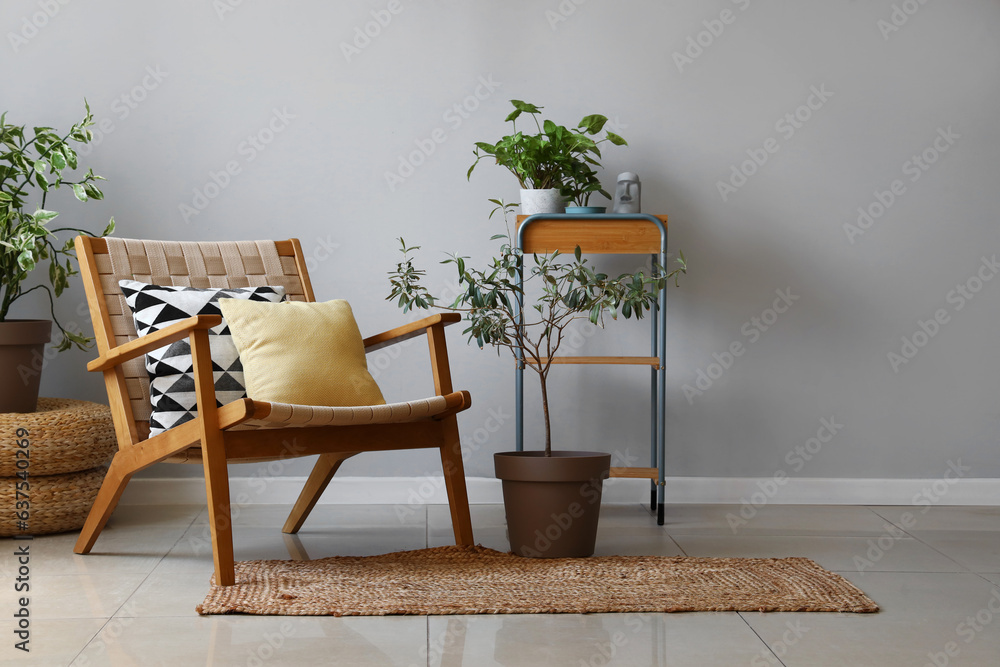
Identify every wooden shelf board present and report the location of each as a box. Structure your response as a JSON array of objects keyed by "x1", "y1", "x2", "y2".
[
  {"x1": 524, "y1": 356, "x2": 660, "y2": 368},
  {"x1": 516, "y1": 215, "x2": 667, "y2": 255},
  {"x1": 610, "y1": 467, "x2": 659, "y2": 480}
]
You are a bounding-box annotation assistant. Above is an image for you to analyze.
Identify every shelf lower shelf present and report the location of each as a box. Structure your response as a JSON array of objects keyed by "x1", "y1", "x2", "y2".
[
  {"x1": 609, "y1": 467, "x2": 659, "y2": 480},
  {"x1": 523, "y1": 356, "x2": 661, "y2": 368}
]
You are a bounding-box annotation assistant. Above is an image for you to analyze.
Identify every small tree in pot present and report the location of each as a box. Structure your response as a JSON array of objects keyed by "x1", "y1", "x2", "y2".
[
  {"x1": 389, "y1": 201, "x2": 685, "y2": 557},
  {"x1": 0, "y1": 102, "x2": 115, "y2": 412}
]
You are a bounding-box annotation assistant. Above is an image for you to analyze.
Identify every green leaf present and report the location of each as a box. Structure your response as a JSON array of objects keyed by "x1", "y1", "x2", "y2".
[
  {"x1": 510, "y1": 100, "x2": 542, "y2": 114},
  {"x1": 574, "y1": 245, "x2": 582, "y2": 262},
  {"x1": 50, "y1": 150, "x2": 67, "y2": 170},
  {"x1": 63, "y1": 146, "x2": 78, "y2": 169},
  {"x1": 17, "y1": 249, "x2": 35, "y2": 271},
  {"x1": 578, "y1": 114, "x2": 608, "y2": 134},
  {"x1": 606, "y1": 132, "x2": 627, "y2": 146},
  {"x1": 103, "y1": 217, "x2": 116, "y2": 236},
  {"x1": 33, "y1": 159, "x2": 50, "y2": 174},
  {"x1": 83, "y1": 182, "x2": 103, "y2": 200},
  {"x1": 71, "y1": 183, "x2": 87, "y2": 201},
  {"x1": 32, "y1": 209, "x2": 58, "y2": 223}
]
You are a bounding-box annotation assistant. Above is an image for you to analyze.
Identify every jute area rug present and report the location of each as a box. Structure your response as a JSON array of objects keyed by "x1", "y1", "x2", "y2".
[{"x1": 196, "y1": 545, "x2": 878, "y2": 616}]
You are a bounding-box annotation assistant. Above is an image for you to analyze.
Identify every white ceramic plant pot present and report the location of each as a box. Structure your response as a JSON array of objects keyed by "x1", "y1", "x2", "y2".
[{"x1": 520, "y1": 188, "x2": 565, "y2": 215}]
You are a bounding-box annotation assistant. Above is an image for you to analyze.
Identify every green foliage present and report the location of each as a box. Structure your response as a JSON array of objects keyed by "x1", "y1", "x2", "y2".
[
  {"x1": 468, "y1": 100, "x2": 627, "y2": 206},
  {"x1": 388, "y1": 200, "x2": 686, "y2": 455},
  {"x1": 0, "y1": 102, "x2": 116, "y2": 350}
]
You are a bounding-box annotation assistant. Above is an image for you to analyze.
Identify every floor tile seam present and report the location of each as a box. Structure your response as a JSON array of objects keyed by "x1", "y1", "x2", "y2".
[
  {"x1": 828, "y1": 569, "x2": 984, "y2": 577},
  {"x1": 67, "y1": 616, "x2": 114, "y2": 667},
  {"x1": 665, "y1": 532, "x2": 934, "y2": 539},
  {"x1": 737, "y1": 611, "x2": 788, "y2": 667},
  {"x1": 425, "y1": 616, "x2": 431, "y2": 667},
  {"x1": 868, "y1": 522, "x2": 980, "y2": 574},
  {"x1": 102, "y1": 517, "x2": 201, "y2": 621}
]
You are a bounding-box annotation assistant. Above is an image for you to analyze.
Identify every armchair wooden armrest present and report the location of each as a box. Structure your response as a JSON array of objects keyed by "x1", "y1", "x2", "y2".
[
  {"x1": 363, "y1": 312, "x2": 461, "y2": 352},
  {"x1": 87, "y1": 314, "x2": 223, "y2": 372}
]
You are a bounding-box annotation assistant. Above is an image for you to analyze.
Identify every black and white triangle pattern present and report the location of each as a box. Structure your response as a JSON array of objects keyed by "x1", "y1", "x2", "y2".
[{"x1": 119, "y1": 280, "x2": 286, "y2": 436}]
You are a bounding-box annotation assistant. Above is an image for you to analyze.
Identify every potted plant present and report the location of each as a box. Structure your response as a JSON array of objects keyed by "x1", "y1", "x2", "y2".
[
  {"x1": 468, "y1": 100, "x2": 627, "y2": 215},
  {"x1": 0, "y1": 103, "x2": 115, "y2": 412},
  {"x1": 560, "y1": 158, "x2": 611, "y2": 215},
  {"x1": 389, "y1": 201, "x2": 685, "y2": 557}
]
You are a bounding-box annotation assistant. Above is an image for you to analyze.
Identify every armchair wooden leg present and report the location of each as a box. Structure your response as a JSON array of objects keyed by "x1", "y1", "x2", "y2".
[
  {"x1": 202, "y1": 442, "x2": 235, "y2": 586},
  {"x1": 439, "y1": 418, "x2": 474, "y2": 546},
  {"x1": 282, "y1": 452, "x2": 357, "y2": 534},
  {"x1": 74, "y1": 455, "x2": 132, "y2": 554},
  {"x1": 190, "y1": 328, "x2": 236, "y2": 586}
]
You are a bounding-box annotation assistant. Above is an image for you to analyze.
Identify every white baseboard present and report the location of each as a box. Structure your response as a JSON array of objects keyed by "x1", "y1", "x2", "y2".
[{"x1": 119, "y1": 475, "x2": 1000, "y2": 506}]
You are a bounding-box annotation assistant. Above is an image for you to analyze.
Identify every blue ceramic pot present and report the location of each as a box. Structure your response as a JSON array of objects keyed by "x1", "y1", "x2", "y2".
[{"x1": 564, "y1": 206, "x2": 607, "y2": 215}]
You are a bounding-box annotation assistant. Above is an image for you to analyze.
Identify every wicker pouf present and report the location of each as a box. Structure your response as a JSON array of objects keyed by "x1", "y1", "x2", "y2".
[
  {"x1": 1, "y1": 398, "x2": 116, "y2": 536},
  {"x1": 0, "y1": 467, "x2": 106, "y2": 536},
  {"x1": 0, "y1": 398, "x2": 117, "y2": 476}
]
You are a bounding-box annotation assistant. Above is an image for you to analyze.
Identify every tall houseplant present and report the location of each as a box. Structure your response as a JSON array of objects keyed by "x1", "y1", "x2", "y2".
[
  {"x1": 0, "y1": 103, "x2": 115, "y2": 412},
  {"x1": 468, "y1": 100, "x2": 627, "y2": 215},
  {"x1": 389, "y1": 201, "x2": 685, "y2": 556}
]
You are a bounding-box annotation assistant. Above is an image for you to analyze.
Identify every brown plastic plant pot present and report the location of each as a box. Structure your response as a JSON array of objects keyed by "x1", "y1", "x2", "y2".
[
  {"x1": 494, "y1": 450, "x2": 611, "y2": 558},
  {"x1": 0, "y1": 320, "x2": 52, "y2": 413}
]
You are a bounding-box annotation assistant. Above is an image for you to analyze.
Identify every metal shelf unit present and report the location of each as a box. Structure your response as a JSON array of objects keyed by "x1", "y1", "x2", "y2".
[{"x1": 514, "y1": 213, "x2": 669, "y2": 525}]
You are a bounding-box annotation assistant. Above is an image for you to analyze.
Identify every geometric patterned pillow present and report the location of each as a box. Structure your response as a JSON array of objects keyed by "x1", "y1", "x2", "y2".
[{"x1": 118, "y1": 280, "x2": 286, "y2": 436}]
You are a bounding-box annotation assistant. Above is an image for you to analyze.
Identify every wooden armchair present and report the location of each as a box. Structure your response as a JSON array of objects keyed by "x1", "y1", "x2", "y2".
[{"x1": 73, "y1": 236, "x2": 474, "y2": 585}]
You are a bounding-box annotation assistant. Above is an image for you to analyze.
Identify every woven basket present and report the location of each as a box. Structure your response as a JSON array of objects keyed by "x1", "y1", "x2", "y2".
[
  {"x1": 0, "y1": 398, "x2": 117, "y2": 476},
  {"x1": 0, "y1": 466, "x2": 105, "y2": 536}
]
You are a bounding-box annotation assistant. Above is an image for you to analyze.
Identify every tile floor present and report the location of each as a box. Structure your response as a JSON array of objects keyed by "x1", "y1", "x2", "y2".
[{"x1": 2, "y1": 502, "x2": 998, "y2": 666}]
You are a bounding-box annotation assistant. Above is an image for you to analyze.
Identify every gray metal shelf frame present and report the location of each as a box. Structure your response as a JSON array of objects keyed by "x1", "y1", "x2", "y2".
[{"x1": 514, "y1": 213, "x2": 669, "y2": 525}]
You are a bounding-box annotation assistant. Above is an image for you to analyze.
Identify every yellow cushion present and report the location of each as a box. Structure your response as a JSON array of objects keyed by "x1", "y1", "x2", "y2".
[{"x1": 218, "y1": 299, "x2": 385, "y2": 407}]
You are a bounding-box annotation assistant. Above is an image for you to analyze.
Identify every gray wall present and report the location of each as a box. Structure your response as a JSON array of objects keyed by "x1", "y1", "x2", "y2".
[{"x1": 5, "y1": 0, "x2": 998, "y2": 481}]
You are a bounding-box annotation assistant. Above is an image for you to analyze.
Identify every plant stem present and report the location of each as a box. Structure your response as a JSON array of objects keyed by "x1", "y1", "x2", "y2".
[{"x1": 539, "y1": 369, "x2": 552, "y2": 457}]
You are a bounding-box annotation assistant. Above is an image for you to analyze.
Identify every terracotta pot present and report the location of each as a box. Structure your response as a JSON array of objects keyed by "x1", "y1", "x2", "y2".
[
  {"x1": 0, "y1": 320, "x2": 52, "y2": 413},
  {"x1": 494, "y1": 450, "x2": 610, "y2": 558}
]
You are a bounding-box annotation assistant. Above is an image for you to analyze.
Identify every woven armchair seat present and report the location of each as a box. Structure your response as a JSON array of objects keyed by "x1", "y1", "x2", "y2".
[{"x1": 234, "y1": 395, "x2": 452, "y2": 429}]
